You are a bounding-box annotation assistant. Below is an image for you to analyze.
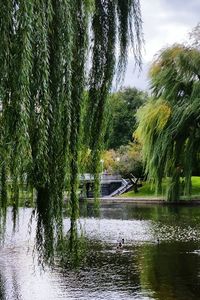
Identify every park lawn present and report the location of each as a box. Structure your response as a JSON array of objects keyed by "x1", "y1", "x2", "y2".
[
  {"x1": 121, "y1": 176, "x2": 200, "y2": 198},
  {"x1": 192, "y1": 176, "x2": 200, "y2": 195}
]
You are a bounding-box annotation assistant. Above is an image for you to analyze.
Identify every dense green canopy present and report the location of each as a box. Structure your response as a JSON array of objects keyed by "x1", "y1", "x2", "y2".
[
  {"x1": 136, "y1": 45, "x2": 200, "y2": 201},
  {"x1": 106, "y1": 87, "x2": 147, "y2": 149},
  {"x1": 0, "y1": 0, "x2": 142, "y2": 263}
]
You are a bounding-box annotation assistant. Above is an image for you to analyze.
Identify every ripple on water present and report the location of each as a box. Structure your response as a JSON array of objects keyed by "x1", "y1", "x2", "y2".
[
  {"x1": 150, "y1": 221, "x2": 200, "y2": 242},
  {"x1": 63, "y1": 218, "x2": 155, "y2": 244},
  {"x1": 0, "y1": 206, "x2": 200, "y2": 300}
]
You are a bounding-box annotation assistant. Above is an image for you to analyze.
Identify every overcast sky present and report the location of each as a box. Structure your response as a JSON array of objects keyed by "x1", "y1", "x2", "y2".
[{"x1": 123, "y1": 0, "x2": 200, "y2": 90}]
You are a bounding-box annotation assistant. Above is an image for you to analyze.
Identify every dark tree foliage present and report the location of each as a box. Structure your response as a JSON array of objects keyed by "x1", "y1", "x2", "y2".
[
  {"x1": 0, "y1": 0, "x2": 142, "y2": 263},
  {"x1": 107, "y1": 87, "x2": 147, "y2": 149}
]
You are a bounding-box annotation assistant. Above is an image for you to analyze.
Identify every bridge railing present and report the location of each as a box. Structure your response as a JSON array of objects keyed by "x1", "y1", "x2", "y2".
[{"x1": 80, "y1": 173, "x2": 122, "y2": 182}]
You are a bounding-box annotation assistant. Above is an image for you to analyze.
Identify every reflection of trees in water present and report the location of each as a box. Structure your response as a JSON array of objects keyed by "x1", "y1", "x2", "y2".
[
  {"x1": 139, "y1": 242, "x2": 200, "y2": 300},
  {"x1": 58, "y1": 220, "x2": 87, "y2": 269},
  {"x1": 55, "y1": 239, "x2": 142, "y2": 298},
  {"x1": 80, "y1": 203, "x2": 200, "y2": 224},
  {"x1": 1, "y1": 203, "x2": 200, "y2": 299}
]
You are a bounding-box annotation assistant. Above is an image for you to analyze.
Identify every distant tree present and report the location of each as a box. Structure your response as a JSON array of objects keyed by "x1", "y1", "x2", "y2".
[
  {"x1": 101, "y1": 149, "x2": 117, "y2": 174},
  {"x1": 107, "y1": 87, "x2": 147, "y2": 149},
  {"x1": 102, "y1": 142, "x2": 143, "y2": 178},
  {"x1": 114, "y1": 143, "x2": 143, "y2": 178}
]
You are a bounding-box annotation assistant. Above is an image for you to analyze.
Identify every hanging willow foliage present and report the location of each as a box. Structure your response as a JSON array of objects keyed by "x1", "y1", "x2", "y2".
[
  {"x1": 85, "y1": 0, "x2": 142, "y2": 200},
  {"x1": 0, "y1": 0, "x2": 142, "y2": 263},
  {"x1": 136, "y1": 45, "x2": 200, "y2": 202}
]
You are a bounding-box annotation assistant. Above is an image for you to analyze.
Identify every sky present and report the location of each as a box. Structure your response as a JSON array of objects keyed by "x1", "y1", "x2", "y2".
[{"x1": 123, "y1": 0, "x2": 200, "y2": 90}]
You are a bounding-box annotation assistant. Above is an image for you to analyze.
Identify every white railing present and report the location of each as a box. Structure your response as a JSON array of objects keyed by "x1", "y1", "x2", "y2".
[
  {"x1": 108, "y1": 179, "x2": 133, "y2": 197},
  {"x1": 80, "y1": 173, "x2": 122, "y2": 182}
]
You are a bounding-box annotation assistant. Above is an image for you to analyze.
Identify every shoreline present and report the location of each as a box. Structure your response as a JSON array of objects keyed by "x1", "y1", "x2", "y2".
[{"x1": 82, "y1": 197, "x2": 200, "y2": 205}]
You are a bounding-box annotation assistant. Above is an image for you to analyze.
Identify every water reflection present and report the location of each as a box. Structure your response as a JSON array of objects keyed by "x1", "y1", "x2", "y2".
[
  {"x1": 139, "y1": 242, "x2": 200, "y2": 300},
  {"x1": 58, "y1": 219, "x2": 87, "y2": 269},
  {"x1": 0, "y1": 204, "x2": 200, "y2": 299},
  {"x1": 56, "y1": 241, "x2": 143, "y2": 300}
]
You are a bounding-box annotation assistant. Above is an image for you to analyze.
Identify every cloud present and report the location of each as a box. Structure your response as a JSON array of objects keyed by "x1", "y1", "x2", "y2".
[
  {"x1": 141, "y1": 0, "x2": 199, "y2": 61},
  {"x1": 123, "y1": 0, "x2": 200, "y2": 90},
  {"x1": 162, "y1": 0, "x2": 200, "y2": 18}
]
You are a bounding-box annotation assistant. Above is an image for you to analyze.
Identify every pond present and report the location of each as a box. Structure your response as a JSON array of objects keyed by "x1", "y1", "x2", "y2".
[{"x1": 1, "y1": 203, "x2": 200, "y2": 300}]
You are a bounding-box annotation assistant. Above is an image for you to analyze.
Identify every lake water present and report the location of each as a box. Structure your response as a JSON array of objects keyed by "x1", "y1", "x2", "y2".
[{"x1": 1, "y1": 203, "x2": 200, "y2": 300}]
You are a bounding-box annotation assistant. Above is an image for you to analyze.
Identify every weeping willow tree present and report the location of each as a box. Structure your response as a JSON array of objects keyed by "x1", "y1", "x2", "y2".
[
  {"x1": 136, "y1": 45, "x2": 200, "y2": 202},
  {"x1": 0, "y1": 0, "x2": 142, "y2": 263}
]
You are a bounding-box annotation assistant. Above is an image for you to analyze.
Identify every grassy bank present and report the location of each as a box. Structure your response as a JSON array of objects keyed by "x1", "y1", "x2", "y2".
[{"x1": 121, "y1": 176, "x2": 200, "y2": 199}]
